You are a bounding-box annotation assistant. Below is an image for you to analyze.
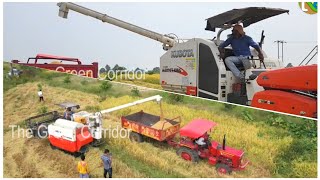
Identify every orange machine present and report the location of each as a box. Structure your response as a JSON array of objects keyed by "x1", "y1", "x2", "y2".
[{"x1": 251, "y1": 65, "x2": 317, "y2": 118}]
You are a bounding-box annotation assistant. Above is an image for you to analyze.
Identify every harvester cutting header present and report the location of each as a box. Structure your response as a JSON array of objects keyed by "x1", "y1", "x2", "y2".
[{"x1": 56, "y1": 3, "x2": 317, "y2": 118}]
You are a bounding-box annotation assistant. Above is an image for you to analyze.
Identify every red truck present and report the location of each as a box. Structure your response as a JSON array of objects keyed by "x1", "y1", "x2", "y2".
[{"x1": 11, "y1": 54, "x2": 99, "y2": 78}]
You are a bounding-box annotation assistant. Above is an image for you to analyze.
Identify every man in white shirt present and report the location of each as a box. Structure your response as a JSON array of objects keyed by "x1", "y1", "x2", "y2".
[
  {"x1": 195, "y1": 137, "x2": 206, "y2": 146},
  {"x1": 38, "y1": 89, "x2": 44, "y2": 102}
]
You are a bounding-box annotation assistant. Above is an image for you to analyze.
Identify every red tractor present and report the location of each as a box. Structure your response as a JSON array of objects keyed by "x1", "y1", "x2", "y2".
[
  {"x1": 122, "y1": 111, "x2": 249, "y2": 174},
  {"x1": 168, "y1": 119, "x2": 249, "y2": 174}
]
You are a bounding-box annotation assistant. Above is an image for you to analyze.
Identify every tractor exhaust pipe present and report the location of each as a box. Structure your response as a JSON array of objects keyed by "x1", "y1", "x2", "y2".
[{"x1": 222, "y1": 134, "x2": 226, "y2": 150}]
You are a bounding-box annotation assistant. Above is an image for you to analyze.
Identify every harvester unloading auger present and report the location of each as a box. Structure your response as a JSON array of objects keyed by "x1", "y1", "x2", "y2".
[
  {"x1": 57, "y1": 3, "x2": 317, "y2": 118},
  {"x1": 57, "y1": 2, "x2": 176, "y2": 50}
]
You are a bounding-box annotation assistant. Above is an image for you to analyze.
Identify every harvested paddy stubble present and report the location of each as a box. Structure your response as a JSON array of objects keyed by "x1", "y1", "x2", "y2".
[{"x1": 3, "y1": 82, "x2": 317, "y2": 178}]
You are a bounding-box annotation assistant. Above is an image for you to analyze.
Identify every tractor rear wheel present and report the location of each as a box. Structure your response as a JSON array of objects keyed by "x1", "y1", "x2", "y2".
[
  {"x1": 129, "y1": 132, "x2": 144, "y2": 143},
  {"x1": 177, "y1": 147, "x2": 200, "y2": 162},
  {"x1": 216, "y1": 163, "x2": 232, "y2": 174}
]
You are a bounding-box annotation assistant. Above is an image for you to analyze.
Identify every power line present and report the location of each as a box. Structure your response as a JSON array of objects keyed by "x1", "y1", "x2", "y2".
[{"x1": 285, "y1": 41, "x2": 317, "y2": 44}]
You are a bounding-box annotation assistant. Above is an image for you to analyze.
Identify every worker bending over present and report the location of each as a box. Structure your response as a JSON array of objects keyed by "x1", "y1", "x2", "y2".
[{"x1": 218, "y1": 24, "x2": 264, "y2": 81}]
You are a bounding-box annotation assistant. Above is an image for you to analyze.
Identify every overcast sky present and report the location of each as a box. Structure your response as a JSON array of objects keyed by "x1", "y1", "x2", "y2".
[{"x1": 3, "y1": 2, "x2": 318, "y2": 70}]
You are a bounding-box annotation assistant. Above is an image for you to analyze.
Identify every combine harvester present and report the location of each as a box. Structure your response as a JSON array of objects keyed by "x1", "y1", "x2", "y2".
[
  {"x1": 26, "y1": 95, "x2": 248, "y2": 174},
  {"x1": 11, "y1": 54, "x2": 99, "y2": 78},
  {"x1": 56, "y1": 3, "x2": 317, "y2": 118},
  {"x1": 31, "y1": 96, "x2": 165, "y2": 153}
]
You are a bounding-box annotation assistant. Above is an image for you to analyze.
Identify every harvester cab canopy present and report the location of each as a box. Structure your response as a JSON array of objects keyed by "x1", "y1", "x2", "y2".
[
  {"x1": 180, "y1": 119, "x2": 217, "y2": 139},
  {"x1": 205, "y1": 7, "x2": 289, "y2": 32},
  {"x1": 205, "y1": 7, "x2": 289, "y2": 44},
  {"x1": 55, "y1": 102, "x2": 80, "y2": 111}
]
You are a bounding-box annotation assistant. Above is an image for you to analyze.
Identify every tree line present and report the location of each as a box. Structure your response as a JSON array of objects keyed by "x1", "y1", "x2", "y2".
[{"x1": 99, "y1": 64, "x2": 160, "y2": 74}]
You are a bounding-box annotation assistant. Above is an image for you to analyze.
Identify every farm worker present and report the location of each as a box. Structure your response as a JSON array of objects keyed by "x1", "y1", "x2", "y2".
[
  {"x1": 64, "y1": 107, "x2": 73, "y2": 120},
  {"x1": 77, "y1": 154, "x2": 89, "y2": 178},
  {"x1": 101, "y1": 149, "x2": 112, "y2": 178},
  {"x1": 218, "y1": 24, "x2": 264, "y2": 81},
  {"x1": 37, "y1": 89, "x2": 44, "y2": 102}
]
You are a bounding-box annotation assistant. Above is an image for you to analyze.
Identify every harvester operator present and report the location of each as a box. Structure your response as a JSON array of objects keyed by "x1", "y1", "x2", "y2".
[
  {"x1": 218, "y1": 24, "x2": 264, "y2": 81},
  {"x1": 64, "y1": 107, "x2": 74, "y2": 120}
]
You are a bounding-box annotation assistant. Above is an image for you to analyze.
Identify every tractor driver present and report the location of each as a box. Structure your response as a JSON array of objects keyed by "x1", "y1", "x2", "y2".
[
  {"x1": 195, "y1": 133, "x2": 210, "y2": 148},
  {"x1": 218, "y1": 24, "x2": 264, "y2": 81},
  {"x1": 195, "y1": 137, "x2": 206, "y2": 146}
]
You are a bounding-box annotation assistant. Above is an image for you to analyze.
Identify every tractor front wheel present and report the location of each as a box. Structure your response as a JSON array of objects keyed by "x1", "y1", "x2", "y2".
[
  {"x1": 177, "y1": 147, "x2": 200, "y2": 162},
  {"x1": 216, "y1": 163, "x2": 232, "y2": 174},
  {"x1": 129, "y1": 132, "x2": 144, "y2": 143}
]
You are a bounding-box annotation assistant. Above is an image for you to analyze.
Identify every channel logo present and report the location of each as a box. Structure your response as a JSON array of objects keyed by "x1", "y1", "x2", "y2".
[{"x1": 299, "y1": 2, "x2": 318, "y2": 14}]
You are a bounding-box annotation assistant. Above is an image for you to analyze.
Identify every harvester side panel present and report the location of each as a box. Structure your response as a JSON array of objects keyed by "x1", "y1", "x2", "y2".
[
  {"x1": 48, "y1": 120, "x2": 93, "y2": 153},
  {"x1": 49, "y1": 135, "x2": 78, "y2": 152},
  {"x1": 160, "y1": 40, "x2": 198, "y2": 95},
  {"x1": 252, "y1": 90, "x2": 317, "y2": 117},
  {"x1": 257, "y1": 64, "x2": 317, "y2": 91},
  {"x1": 76, "y1": 128, "x2": 93, "y2": 151}
]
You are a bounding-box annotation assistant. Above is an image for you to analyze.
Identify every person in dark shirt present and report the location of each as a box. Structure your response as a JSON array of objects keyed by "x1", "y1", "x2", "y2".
[
  {"x1": 218, "y1": 24, "x2": 264, "y2": 81},
  {"x1": 64, "y1": 107, "x2": 73, "y2": 120},
  {"x1": 101, "y1": 149, "x2": 112, "y2": 178}
]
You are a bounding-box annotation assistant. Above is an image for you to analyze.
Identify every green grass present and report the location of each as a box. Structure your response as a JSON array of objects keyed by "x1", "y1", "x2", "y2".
[{"x1": 273, "y1": 137, "x2": 317, "y2": 177}]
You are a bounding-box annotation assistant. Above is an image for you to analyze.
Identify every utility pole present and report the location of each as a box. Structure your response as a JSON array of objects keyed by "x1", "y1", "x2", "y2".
[
  {"x1": 274, "y1": 40, "x2": 280, "y2": 59},
  {"x1": 274, "y1": 40, "x2": 287, "y2": 62}
]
